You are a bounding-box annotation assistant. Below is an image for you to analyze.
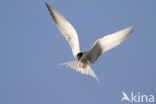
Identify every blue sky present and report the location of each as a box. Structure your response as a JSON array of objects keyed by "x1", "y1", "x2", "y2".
[{"x1": 0, "y1": 0, "x2": 156, "y2": 104}]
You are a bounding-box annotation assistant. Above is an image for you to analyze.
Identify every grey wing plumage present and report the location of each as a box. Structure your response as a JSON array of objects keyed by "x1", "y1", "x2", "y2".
[
  {"x1": 45, "y1": 3, "x2": 80, "y2": 58},
  {"x1": 86, "y1": 27, "x2": 134, "y2": 64}
]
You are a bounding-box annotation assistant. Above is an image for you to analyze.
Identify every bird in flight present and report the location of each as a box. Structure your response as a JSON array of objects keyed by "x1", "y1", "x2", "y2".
[{"x1": 45, "y1": 3, "x2": 134, "y2": 81}]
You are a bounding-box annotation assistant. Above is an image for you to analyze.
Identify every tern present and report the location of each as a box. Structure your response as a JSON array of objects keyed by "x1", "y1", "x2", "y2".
[{"x1": 45, "y1": 3, "x2": 134, "y2": 81}]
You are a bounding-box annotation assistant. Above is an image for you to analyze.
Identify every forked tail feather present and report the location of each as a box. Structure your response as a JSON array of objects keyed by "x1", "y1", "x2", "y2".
[{"x1": 60, "y1": 60, "x2": 99, "y2": 82}]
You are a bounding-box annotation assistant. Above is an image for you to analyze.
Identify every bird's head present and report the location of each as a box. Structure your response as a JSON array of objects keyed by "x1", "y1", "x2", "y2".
[{"x1": 77, "y1": 52, "x2": 84, "y2": 61}]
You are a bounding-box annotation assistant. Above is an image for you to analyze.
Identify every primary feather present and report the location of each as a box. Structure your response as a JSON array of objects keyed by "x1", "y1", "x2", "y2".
[
  {"x1": 45, "y1": 3, "x2": 80, "y2": 58},
  {"x1": 86, "y1": 27, "x2": 134, "y2": 64}
]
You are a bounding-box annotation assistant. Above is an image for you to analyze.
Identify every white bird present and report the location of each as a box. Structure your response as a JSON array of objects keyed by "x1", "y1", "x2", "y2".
[{"x1": 45, "y1": 3, "x2": 134, "y2": 81}]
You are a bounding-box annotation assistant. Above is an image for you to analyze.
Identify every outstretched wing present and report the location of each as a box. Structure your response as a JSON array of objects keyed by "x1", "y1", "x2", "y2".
[
  {"x1": 86, "y1": 27, "x2": 134, "y2": 64},
  {"x1": 45, "y1": 3, "x2": 80, "y2": 58},
  {"x1": 60, "y1": 60, "x2": 99, "y2": 82}
]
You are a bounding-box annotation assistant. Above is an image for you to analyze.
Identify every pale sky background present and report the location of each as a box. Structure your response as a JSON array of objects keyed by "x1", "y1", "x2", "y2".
[{"x1": 0, "y1": 0, "x2": 156, "y2": 104}]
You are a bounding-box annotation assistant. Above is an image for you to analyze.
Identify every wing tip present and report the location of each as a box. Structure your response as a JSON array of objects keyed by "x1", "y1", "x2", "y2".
[
  {"x1": 45, "y1": 2, "x2": 50, "y2": 8},
  {"x1": 45, "y1": 2, "x2": 51, "y2": 12},
  {"x1": 45, "y1": 2, "x2": 58, "y2": 23},
  {"x1": 122, "y1": 26, "x2": 135, "y2": 36},
  {"x1": 128, "y1": 26, "x2": 135, "y2": 33},
  {"x1": 45, "y1": 2, "x2": 54, "y2": 11},
  {"x1": 45, "y1": 2, "x2": 56, "y2": 11}
]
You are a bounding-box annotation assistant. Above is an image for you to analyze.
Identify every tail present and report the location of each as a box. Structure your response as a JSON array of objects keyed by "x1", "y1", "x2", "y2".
[{"x1": 60, "y1": 60, "x2": 99, "y2": 82}]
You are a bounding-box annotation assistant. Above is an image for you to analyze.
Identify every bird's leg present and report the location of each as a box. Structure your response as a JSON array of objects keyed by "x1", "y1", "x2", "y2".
[
  {"x1": 77, "y1": 60, "x2": 87, "y2": 68},
  {"x1": 77, "y1": 60, "x2": 81, "y2": 68}
]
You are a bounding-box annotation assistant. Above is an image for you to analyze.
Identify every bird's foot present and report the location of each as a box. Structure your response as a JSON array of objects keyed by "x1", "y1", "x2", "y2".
[{"x1": 78, "y1": 62, "x2": 86, "y2": 69}]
